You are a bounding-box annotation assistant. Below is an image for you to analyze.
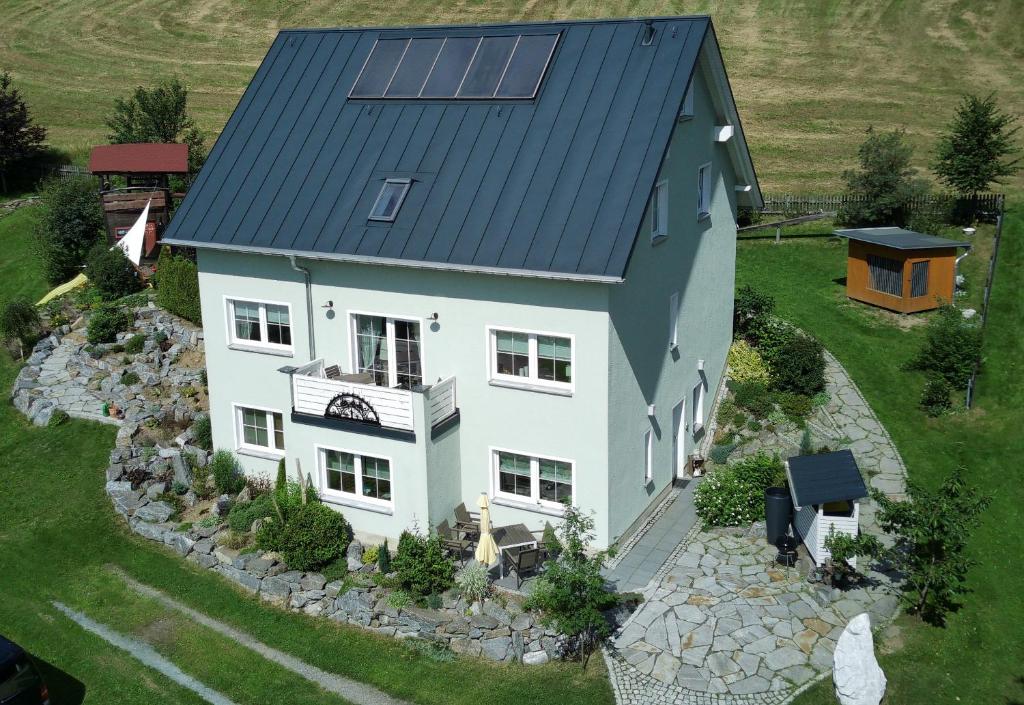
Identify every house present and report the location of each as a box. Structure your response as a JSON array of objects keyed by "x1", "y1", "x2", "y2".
[{"x1": 162, "y1": 16, "x2": 762, "y2": 549}]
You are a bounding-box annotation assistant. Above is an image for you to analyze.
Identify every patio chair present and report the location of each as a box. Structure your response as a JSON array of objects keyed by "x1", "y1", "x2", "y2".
[
  {"x1": 437, "y1": 519, "x2": 472, "y2": 565},
  {"x1": 453, "y1": 502, "x2": 480, "y2": 537},
  {"x1": 503, "y1": 546, "x2": 541, "y2": 589}
]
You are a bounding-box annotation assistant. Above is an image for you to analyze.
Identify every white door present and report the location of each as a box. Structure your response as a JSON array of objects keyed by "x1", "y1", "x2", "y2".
[{"x1": 672, "y1": 400, "x2": 686, "y2": 479}]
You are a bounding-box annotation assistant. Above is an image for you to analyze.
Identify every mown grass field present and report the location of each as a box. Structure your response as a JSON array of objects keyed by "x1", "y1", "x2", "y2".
[
  {"x1": 736, "y1": 208, "x2": 1024, "y2": 705},
  {"x1": 1, "y1": 0, "x2": 1023, "y2": 194}
]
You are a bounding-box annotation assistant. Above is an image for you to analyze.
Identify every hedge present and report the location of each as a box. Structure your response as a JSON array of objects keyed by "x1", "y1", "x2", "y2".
[{"x1": 155, "y1": 246, "x2": 201, "y2": 324}]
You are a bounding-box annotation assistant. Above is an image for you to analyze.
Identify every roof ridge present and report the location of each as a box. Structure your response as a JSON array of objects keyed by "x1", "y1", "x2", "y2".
[{"x1": 276, "y1": 16, "x2": 710, "y2": 35}]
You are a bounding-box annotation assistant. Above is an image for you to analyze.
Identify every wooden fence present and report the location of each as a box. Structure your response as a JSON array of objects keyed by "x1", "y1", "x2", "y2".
[
  {"x1": 965, "y1": 208, "x2": 1006, "y2": 409},
  {"x1": 749, "y1": 192, "x2": 1004, "y2": 221}
]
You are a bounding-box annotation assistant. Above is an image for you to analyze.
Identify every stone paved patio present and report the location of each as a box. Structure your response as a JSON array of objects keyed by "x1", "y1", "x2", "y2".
[{"x1": 604, "y1": 351, "x2": 906, "y2": 705}]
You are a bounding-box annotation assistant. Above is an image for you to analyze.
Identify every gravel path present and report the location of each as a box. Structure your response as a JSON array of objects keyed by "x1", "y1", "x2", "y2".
[{"x1": 52, "y1": 601, "x2": 240, "y2": 705}]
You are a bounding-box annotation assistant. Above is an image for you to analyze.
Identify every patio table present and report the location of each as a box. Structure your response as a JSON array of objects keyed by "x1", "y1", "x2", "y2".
[{"x1": 492, "y1": 523, "x2": 538, "y2": 578}]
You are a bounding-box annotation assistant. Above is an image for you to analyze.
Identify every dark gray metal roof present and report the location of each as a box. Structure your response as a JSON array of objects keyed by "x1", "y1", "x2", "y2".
[
  {"x1": 787, "y1": 450, "x2": 868, "y2": 507},
  {"x1": 835, "y1": 227, "x2": 971, "y2": 250},
  {"x1": 163, "y1": 17, "x2": 728, "y2": 279}
]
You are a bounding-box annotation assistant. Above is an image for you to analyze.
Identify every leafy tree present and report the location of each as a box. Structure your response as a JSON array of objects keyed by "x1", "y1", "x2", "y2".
[
  {"x1": 525, "y1": 507, "x2": 617, "y2": 668},
  {"x1": 106, "y1": 78, "x2": 206, "y2": 172},
  {"x1": 839, "y1": 127, "x2": 929, "y2": 227},
  {"x1": 0, "y1": 70, "x2": 47, "y2": 193},
  {"x1": 34, "y1": 177, "x2": 105, "y2": 284},
  {"x1": 871, "y1": 468, "x2": 990, "y2": 625},
  {"x1": 85, "y1": 243, "x2": 141, "y2": 301},
  {"x1": 823, "y1": 527, "x2": 882, "y2": 588},
  {"x1": 0, "y1": 298, "x2": 41, "y2": 358},
  {"x1": 933, "y1": 93, "x2": 1020, "y2": 195},
  {"x1": 908, "y1": 305, "x2": 982, "y2": 389}
]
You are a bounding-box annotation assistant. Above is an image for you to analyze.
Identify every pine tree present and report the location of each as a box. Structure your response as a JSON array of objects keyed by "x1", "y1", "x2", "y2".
[
  {"x1": 0, "y1": 70, "x2": 47, "y2": 193},
  {"x1": 933, "y1": 93, "x2": 1020, "y2": 195}
]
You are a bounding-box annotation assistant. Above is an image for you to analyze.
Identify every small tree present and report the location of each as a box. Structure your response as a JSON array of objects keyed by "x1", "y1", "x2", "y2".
[
  {"x1": 106, "y1": 78, "x2": 206, "y2": 172},
  {"x1": 823, "y1": 527, "x2": 882, "y2": 588},
  {"x1": 733, "y1": 285, "x2": 775, "y2": 343},
  {"x1": 908, "y1": 305, "x2": 982, "y2": 389},
  {"x1": 34, "y1": 177, "x2": 105, "y2": 285},
  {"x1": 0, "y1": 298, "x2": 41, "y2": 358},
  {"x1": 872, "y1": 468, "x2": 990, "y2": 625},
  {"x1": 933, "y1": 93, "x2": 1020, "y2": 195},
  {"x1": 525, "y1": 507, "x2": 617, "y2": 668},
  {"x1": 378, "y1": 538, "x2": 391, "y2": 574},
  {"x1": 839, "y1": 127, "x2": 929, "y2": 227},
  {"x1": 0, "y1": 70, "x2": 47, "y2": 193},
  {"x1": 85, "y1": 244, "x2": 141, "y2": 301}
]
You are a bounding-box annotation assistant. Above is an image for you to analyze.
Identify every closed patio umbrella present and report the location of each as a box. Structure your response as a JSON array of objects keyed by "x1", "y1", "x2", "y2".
[{"x1": 475, "y1": 493, "x2": 499, "y2": 565}]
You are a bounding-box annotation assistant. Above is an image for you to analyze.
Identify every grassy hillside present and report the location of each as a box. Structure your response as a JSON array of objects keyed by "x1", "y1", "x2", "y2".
[{"x1": 1, "y1": 0, "x2": 1023, "y2": 193}]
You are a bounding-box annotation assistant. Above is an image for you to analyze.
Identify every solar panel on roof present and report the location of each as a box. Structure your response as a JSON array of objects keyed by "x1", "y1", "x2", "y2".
[{"x1": 351, "y1": 33, "x2": 559, "y2": 100}]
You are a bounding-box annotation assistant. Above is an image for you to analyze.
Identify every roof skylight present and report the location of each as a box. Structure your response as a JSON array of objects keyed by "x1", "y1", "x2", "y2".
[
  {"x1": 368, "y1": 179, "x2": 411, "y2": 222},
  {"x1": 350, "y1": 33, "x2": 559, "y2": 100}
]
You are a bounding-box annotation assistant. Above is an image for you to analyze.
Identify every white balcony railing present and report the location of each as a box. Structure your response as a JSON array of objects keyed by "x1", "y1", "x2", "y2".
[{"x1": 426, "y1": 376, "x2": 457, "y2": 427}]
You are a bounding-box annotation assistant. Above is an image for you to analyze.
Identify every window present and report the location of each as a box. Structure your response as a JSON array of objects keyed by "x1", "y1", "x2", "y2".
[
  {"x1": 322, "y1": 448, "x2": 393, "y2": 506},
  {"x1": 697, "y1": 163, "x2": 711, "y2": 218},
  {"x1": 679, "y1": 83, "x2": 694, "y2": 119},
  {"x1": 228, "y1": 299, "x2": 292, "y2": 351},
  {"x1": 651, "y1": 180, "x2": 668, "y2": 240},
  {"x1": 489, "y1": 327, "x2": 572, "y2": 390},
  {"x1": 351, "y1": 34, "x2": 558, "y2": 100},
  {"x1": 668, "y1": 291, "x2": 680, "y2": 350},
  {"x1": 493, "y1": 449, "x2": 573, "y2": 509},
  {"x1": 911, "y1": 260, "x2": 929, "y2": 297},
  {"x1": 351, "y1": 314, "x2": 422, "y2": 389},
  {"x1": 643, "y1": 429, "x2": 653, "y2": 483},
  {"x1": 368, "y1": 179, "x2": 410, "y2": 222},
  {"x1": 867, "y1": 254, "x2": 903, "y2": 296},
  {"x1": 692, "y1": 380, "x2": 706, "y2": 433},
  {"x1": 235, "y1": 405, "x2": 285, "y2": 455}
]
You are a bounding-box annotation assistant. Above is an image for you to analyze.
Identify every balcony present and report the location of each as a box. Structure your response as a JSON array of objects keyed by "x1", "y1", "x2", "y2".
[{"x1": 286, "y1": 359, "x2": 457, "y2": 439}]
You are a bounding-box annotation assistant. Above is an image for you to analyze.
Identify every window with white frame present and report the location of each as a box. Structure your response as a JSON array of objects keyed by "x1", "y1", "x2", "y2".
[
  {"x1": 643, "y1": 429, "x2": 653, "y2": 483},
  {"x1": 493, "y1": 449, "x2": 573, "y2": 508},
  {"x1": 692, "y1": 379, "x2": 706, "y2": 432},
  {"x1": 351, "y1": 314, "x2": 422, "y2": 389},
  {"x1": 235, "y1": 405, "x2": 285, "y2": 454},
  {"x1": 490, "y1": 328, "x2": 572, "y2": 388},
  {"x1": 368, "y1": 179, "x2": 411, "y2": 222},
  {"x1": 228, "y1": 299, "x2": 293, "y2": 351},
  {"x1": 651, "y1": 180, "x2": 668, "y2": 240},
  {"x1": 697, "y1": 163, "x2": 711, "y2": 218},
  {"x1": 668, "y1": 291, "x2": 680, "y2": 350},
  {"x1": 321, "y1": 447, "x2": 393, "y2": 506}
]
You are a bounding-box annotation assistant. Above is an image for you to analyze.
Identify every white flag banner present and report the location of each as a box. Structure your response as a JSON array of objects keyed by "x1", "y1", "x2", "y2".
[{"x1": 112, "y1": 198, "x2": 150, "y2": 266}]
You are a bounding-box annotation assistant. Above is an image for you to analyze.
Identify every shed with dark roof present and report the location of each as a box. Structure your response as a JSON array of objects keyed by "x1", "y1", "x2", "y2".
[
  {"x1": 786, "y1": 450, "x2": 868, "y2": 566},
  {"x1": 835, "y1": 227, "x2": 971, "y2": 313},
  {"x1": 89, "y1": 143, "x2": 189, "y2": 176}
]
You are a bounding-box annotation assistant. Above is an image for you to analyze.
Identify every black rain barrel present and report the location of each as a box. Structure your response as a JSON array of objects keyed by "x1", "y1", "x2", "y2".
[{"x1": 765, "y1": 487, "x2": 793, "y2": 545}]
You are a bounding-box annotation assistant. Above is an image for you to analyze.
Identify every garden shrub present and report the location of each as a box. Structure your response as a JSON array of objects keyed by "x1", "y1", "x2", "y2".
[
  {"x1": 715, "y1": 397, "x2": 738, "y2": 427},
  {"x1": 120, "y1": 370, "x2": 140, "y2": 386},
  {"x1": 730, "y1": 380, "x2": 775, "y2": 419},
  {"x1": 455, "y1": 563, "x2": 490, "y2": 606},
  {"x1": 123, "y1": 333, "x2": 146, "y2": 354},
  {"x1": 85, "y1": 244, "x2": 141, "y2": 301},
  {"x1": 755, "y1": 318, "x2": 797, "y2": 368},
  {"x1": 0, "y1": 298, "x2": 41, "y2": 355},
  {"x1": 362, "y1": 545, "x2": 379, "y2": 565},
  {"x1": 908, "y1": 305, "x2": 982, "y2": 389},
  {"x1": 777, "y1": 392, "x2": 813, "y2": 424},
  {"x1": 47, "y1": 408, "x2": 69, "y2": 427},
  {"x1": 393, "y1": 530, "x2": 456, "y2": 598},
  {"x1": 378, "y1": 539, "x2": 391, "y2": 574},
  {"x1": 228, "y1": 493, "x2": 275, "y2": 533},
  {"x1": 708, "y1": 442, "x2": 737, "y2": 465},
  {"x1": 920, "y1": 376, "x2": 953, "y2": 417},
  {"x1": 769, "y1": 333, "x2": 826, "y2": 396},
  {"x1": 727, "y1": 340, "x2": 771, "y2": 385},
  {"x1": 86, "y1": 306, "x2": 132, "y2": 344},
  {"x1": 155, "y1": 246, "x2": 202, "y2": 324},
  {"x1": 34, "y1": 177, "x2": 105, "y2": 285},
  {"x1": 209, "y1": 450, "x2": 245, "y2": 495},
  {"x1": 733, "y1": 285, "x2": 775, "y2": 343},
  {"x1": 276, "y1": 502, "x2": 352, "y2": 572},
  {"x1": 191, "y1": 414, "x2": 212, "y2": 450},
  {"x1": 694, "y1": 453, "x2": 785, "y2": 528}
]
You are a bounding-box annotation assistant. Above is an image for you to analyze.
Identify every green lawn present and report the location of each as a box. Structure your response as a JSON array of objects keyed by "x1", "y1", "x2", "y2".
[
  {"x1": 0, "y1": 206, "x2": 47, "y2": 303},
  {"x1": 1, "y1": 1, "x2": 1023, "y2": 194},
  {"x1": 736, "y1": 208, "x2": 1024, "y2": 705}
]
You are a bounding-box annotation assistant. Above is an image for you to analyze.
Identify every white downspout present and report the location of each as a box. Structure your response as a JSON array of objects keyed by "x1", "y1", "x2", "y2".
[
  {"x1": 288, "y1": 255, "x2": 315, "y2": 360},
  {"x1": 954, "y1": 247, "x2": 971, "y2": 284}
]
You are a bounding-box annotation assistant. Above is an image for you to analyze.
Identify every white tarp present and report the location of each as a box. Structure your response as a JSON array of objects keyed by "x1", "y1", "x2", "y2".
[{"x1": 113, "y1": 199, "x2": 150, "y2": 266}]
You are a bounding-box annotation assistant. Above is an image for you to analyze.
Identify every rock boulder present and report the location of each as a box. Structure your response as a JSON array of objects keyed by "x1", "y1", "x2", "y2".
[{"x1": 834, "y1": 613, "x2": 886, "y2": 705}]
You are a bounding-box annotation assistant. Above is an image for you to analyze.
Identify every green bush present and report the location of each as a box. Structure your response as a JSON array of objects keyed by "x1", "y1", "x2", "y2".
[
  {"x1": 155, "y1": 246, "x2": 202, "y2": 324},
  {"x1": 276, "y1": 503, "x2": 352, "y2": 572},
  {"x1": 85, "y1": 244, "x2": 141, "y2": 301},
  {"x1": 86, "y1": 306, "x2": 132, "y2": 344},
  {"x1": 730, "y1": 380, "x2": 775, "y2": 419},
  {"x1": 777, "y1": 392, "x2": 813, "y2": 423},
  {"x1": 228, "y1": 493, "x2": 275, "y2": 533},
  {"x1": 694, "y1": 453, "x2": 785, "y2": 528},
  {"x1": 47, "y1": 408, "x2": 70, "y2": 427},
  {"x1": 120, "y1": 371, "x2": 140, "y2": 386},
  {"x1": 0, "y1": 298, "x2": 41, "y2": 355},
  {"x1": 715, "y1": 398, "x2": 738, "y2": 427},
  {"x1": 378, "y1": 538, "x2": 391, "y2": 574},
  {"x1": 34, "y1": 177, "x2": 105, "y2": 285},
  {"x1": 209, "y1": 450, "x2": 245, "y2": 495},
  {"x1": 920, "y1": 376, "x2": 953, "y2": 417},
  {"x1": 191, "y1": 415, "x2": 212, "y2": 450},
  {"x1": 362, "y1": 545, "x2": 380, "y2": 565},
  {"x1": 769, "y1": 333, "x2": 826, "y2": 396},
  {"x1": 727, "y1": 340, "x2": 771, "y2": 385},
  {"x1": 733, "y1": 285, "x2": 775, "y2": 343},
  {"x1": 708, "y1": 442, "x2": 737, "y2": 465},
  {"x1": 123, "y1": 333, "x2": 146, "y2": 354},
  {"x1": 908, "y1": 305, "x2": 982, "y2": 389},
  {"x1": 393, "y1": 530, "x2": 456, "y2": 598},
  {"x1": 755, "y1": 319, "x2": 797, "y2": 368}
]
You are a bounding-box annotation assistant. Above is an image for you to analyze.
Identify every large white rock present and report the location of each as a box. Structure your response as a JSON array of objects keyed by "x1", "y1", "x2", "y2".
[{"x1": 833, "y1": 613, "x2": 886, "y2": 705}]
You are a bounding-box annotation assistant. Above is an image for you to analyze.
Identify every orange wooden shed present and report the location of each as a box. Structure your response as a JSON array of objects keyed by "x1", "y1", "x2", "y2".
[{"x1": 835, "y1": 227, "x2": 971, "y2": 314}]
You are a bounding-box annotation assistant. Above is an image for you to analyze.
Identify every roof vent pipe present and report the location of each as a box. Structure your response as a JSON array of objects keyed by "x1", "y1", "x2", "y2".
[
  {"x1": 641, "y1": 20, "x2": 656, "y2": 46},
  {"x1": 289, "y1": 255, "x2": 316, "y2": 360}
]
